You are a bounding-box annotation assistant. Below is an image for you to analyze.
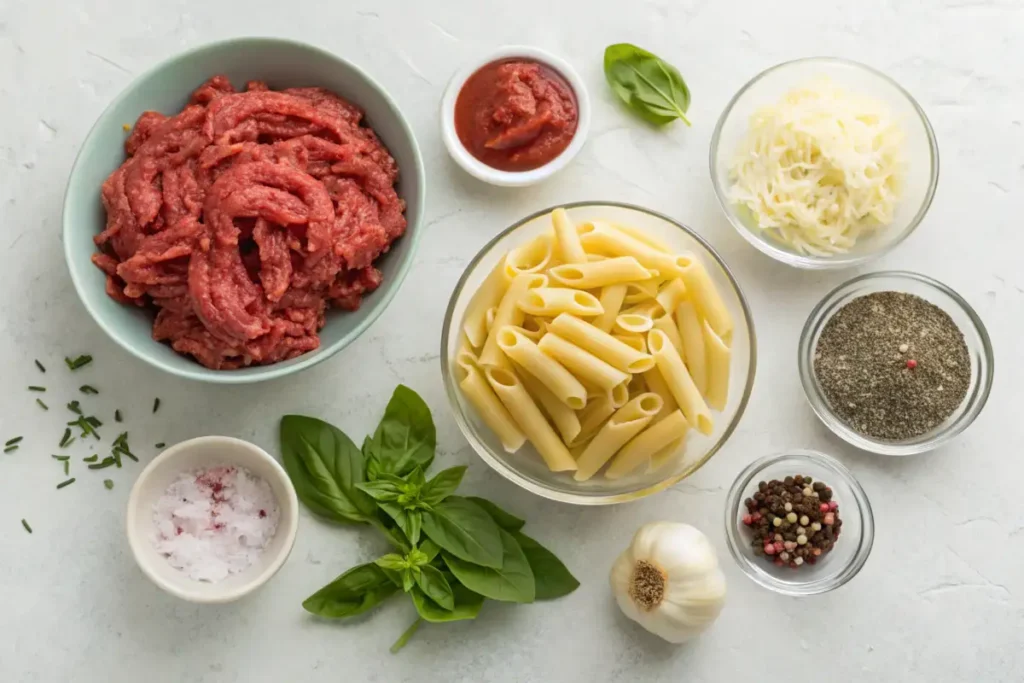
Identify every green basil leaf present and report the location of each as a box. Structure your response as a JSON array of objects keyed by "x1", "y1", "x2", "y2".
[
  {"x1": 411, "y1": 583, "x2": 484, "y2": 623},
  {"x1": 465, "y1": 497, "x2": 525, "y2": 531},
  {"x1": 511, "y1": 531, "x2": 580, "y2": 600},
  {"x1": 407, "y1": 466, "x2": 427, "y2": 489},
  {"x1": 302, "y1": 563, "x2": 398, "y2": 618},
  {"x1": 355, "y1": 480, "x2": 401, "y2": 502},
  {"x1": 421, "y1": 496, "x2": 504, "y2": 569},
  {"x1": 280, "y1": 415, "x2": 375, "y2": 524},
  {"x1": 415, "y1": 565, "x2": 454, "y2": 611},
  {"x1": 420, "y1": 466, "x2": 467, "y2": 506},
  {"x1": 379, "y1": 501, "x2": 421, "y2": 546},
  {"x1": 442, "y1": 529, "x2": 536, "y2": 603},
  {"x1": 419, "y1": 538, "x2": 441, "y2": 562},
  {"x1": 374, "y1": 553, "x2": 407, "y2": 572},
  {"x1": 401, "y1": 569, "x2": 416, "y2": 593},
  {"x1": 603, "y1": 43, "x2": 691, "y2": 126},
  {"x1": 368, "y1": 385, "x2": 436, "y2": 477}
]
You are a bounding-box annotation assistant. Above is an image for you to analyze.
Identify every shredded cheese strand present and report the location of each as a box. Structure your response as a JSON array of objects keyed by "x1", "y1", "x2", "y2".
[{"x1": 728, "y1": 80, "x2": 904, "y2": 256}]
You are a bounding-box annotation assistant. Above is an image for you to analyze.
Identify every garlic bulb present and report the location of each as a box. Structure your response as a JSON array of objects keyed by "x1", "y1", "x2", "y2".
[{"x1": 610, "y1": 522, "x2": 726, "y2": 643}]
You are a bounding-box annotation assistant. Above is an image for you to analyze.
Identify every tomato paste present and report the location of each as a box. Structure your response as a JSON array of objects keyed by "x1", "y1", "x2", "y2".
[{"x1": 454, "y1": 60, "x2": 578, "y2": 172}]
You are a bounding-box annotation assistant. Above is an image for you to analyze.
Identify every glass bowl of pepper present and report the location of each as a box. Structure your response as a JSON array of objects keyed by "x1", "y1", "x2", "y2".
[
  {"x1": 724, "y1": 450, "x2": 874, "y2": 596},
  {"x1": 798, "y1": 271, "x2": 994, "y2": 456}
]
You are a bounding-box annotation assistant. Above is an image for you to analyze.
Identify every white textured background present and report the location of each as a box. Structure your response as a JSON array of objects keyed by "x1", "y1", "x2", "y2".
[{"x1": 1, "y1": 0, "x2": 1022, "y2": 681}]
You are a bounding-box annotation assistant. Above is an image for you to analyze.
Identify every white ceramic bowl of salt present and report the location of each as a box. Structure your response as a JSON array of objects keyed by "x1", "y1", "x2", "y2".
[{"x1": 126, "y1": 436, "x2": 299, "y2": 603}]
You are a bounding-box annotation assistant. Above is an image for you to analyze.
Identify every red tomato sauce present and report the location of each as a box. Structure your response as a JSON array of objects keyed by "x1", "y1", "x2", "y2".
[{"x1": 454, "y1": 59, "x2": 578, "y2": 172}]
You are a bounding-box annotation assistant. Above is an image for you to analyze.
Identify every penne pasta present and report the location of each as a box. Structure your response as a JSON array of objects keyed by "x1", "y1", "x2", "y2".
[
  {"x1": 612, "y1": 333, "x2": 647, "y2": 353},
  {"x1": 609, "y1": 380, "x2": 630, "y2": 408},
  {"x1": 627, "y1": 372, "x2": 647, "y2": 396},
  {"x1": 574, "y1": 393, "x2": 662, "y2": 481},
  {"x1": 675, "y1": 300, "x2": 707, "y2": 395},
  {"x1": 485, "y1": 367, "x2": 577, "y2": 472},
  {"x1": 484, "y1": 306, "x2": 497, "y2": 333},
  {"x1": 593, "y1": 284, "x2": 627, "y2": 333},
  {"x1": 519, "y1": 370, "x2": 582, "y2": 445},
  {"x1": 621, "y1": 299, "x2": 663, "y2": 319},
  {"x1": 615, "y1": 313, "x2": 654, "y2": 335},
  {"x1": 578, "y1": 221, "x2": 692, "y2": 278},
  {"x1": 537, "y1": 332, "x2": 631, "y2": 391},
  {"x1": 648, "y1": 329, "x2": 714, "y2": 435},
  {"x1": 606, "y1": 410, "x2": 690, "y2": 479},
  {"x1": 647, "y1": 436, "x2": 686, "y2": 474},
  {"x1": 679, "y1": 258, "x2": 733, "y2": 341},
  {"x1": 643, "y1": 367, "x2": 679, "y2": 419},
  {"x1": 479, "y1": 273, "x2": 547, "y2": 367},
  {"x1": 504, "y1": 234, "x2": 556, "y2": 279},
  {"x1": 623, "y1": 280, "x2": 661, "y2": 304},
  {"x1": 574, "y1": 394, "x2": 616, "y2": 446},
  {"x1": 652, "y1": 314, "x2": 685, "y2": 358},
  {"x1": 521, "y1": 315, "x2": 547, "y2": 339},
  {"x1": 655, "y1": 279, "x2": 688, "y2": 315},
  {"x1": 455, "y1": 349, "x2": 526, "y2": 453},
  {"x1": 517, "y1": 288, "x2": 604, "y2": 317},
  {"x1": 548, "y1": 256, "x2": 653, "y2": 289},
  {"x1": 613, "y1": 222, "x2": 673, "y2": 253},
  {"x1": 702, "y1": 319, "x2": 732, "y2": 410},
  {"x1": 547, "y1": 313, "x2": 655, "y2": 373},
  {"x1": 462, "y1": 259, "x2": 510, "y2": 349},
  {"x1": 497, "y1": 327, "x2": 588, "y2": 410},
  {"x1": 551, "y1": 207, "x2": 587, "y2": 264}
]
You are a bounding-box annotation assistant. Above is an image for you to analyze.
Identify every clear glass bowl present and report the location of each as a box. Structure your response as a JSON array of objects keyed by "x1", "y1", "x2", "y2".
[
  {"x1": 709, "y1": 57, "x2": 940, "y2": 269},
  {"x1": 725, "y1": 450, "x2": 874, "y2": 596},
  {"x1": 440, "y1": 202, "x2": 757, "y2": 505},
  {"x1": 799, "y1": 271, "x2": 994, "y2": 455}
]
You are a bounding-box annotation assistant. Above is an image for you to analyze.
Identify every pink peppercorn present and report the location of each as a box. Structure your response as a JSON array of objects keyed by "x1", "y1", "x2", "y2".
[
  {"x1": 773, "y1": 541, "x2": 784, "y2": 553},
  {"x1": 813, "y1": 548, "x2": 822, "y2": 556},
  {"x1": 824, "y1": 512, "x2": 835, "y2": 525},
  {"x1": 784, "y1": 541, "x2": 797, "y2": 551},
  {"x1": 828, "y1": 501, "x2": 839, "y2": 511},
  {"x1": 906, "y1": 359, "x2": 918, "y2": 369},
  {"x1": 820, "y1": 503, "x2": 830, "y2": 512},
  {"x1": 751, "y1": 512, "x2": 762, "y2": 522},
  {"x1": 743, "y1": 514, "x2": 753, "y2": 525},
  {"x1": 764, "y1": 544, "x2": 775, "y2": 555}
]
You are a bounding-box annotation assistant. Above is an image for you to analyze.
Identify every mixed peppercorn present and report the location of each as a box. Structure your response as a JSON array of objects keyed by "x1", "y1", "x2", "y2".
[{"x1": 743, "y1": 475, "x2": 841, "y2": 569}]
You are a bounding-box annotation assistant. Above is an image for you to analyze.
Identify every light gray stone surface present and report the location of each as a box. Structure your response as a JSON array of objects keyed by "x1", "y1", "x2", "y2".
[{"x1": 1, "y1": 0, "x2": 1021, "y2": 680}]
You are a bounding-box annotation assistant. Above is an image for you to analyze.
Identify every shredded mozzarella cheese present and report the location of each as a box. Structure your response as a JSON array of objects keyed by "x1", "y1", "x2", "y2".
[{"x1": 728, "y1": 80, "x2": 904, "y2": 256}]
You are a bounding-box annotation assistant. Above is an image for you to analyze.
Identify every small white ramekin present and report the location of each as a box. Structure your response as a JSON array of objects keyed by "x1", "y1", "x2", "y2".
[
  {"x1": 441, "y1": 45, "x2": 590, "y2": 187},
  {"x1": 126, "y1": 436, "x2": 299, "y2": 603}
]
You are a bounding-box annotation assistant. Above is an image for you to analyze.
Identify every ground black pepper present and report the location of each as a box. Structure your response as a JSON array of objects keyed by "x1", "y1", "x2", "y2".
[
  {"x1": 813, "y1": 291, "x2": 971, "y2": 440},
  {"x1": 743, "y1": 475, "x2": 841, "y2": 569}
]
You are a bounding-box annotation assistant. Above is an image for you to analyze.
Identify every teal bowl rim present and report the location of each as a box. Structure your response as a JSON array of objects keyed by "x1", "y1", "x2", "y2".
[{"x1": 61, "y1": 36, "x2": 426, "y2": 384}]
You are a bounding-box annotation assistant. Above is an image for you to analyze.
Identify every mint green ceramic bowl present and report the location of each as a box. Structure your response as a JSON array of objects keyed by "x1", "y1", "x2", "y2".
[{"x1": 63, "y1": 37, "x2": 425, "y2": 383}]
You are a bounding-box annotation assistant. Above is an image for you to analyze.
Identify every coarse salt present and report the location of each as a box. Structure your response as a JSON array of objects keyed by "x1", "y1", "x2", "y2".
[{"x1": 152, "y1": 465, "x2": 279, "y2": 583}]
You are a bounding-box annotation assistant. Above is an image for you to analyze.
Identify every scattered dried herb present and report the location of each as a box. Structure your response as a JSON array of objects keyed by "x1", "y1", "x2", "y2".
[
  {"x1": 83, "y1": 455, "x2": 98, "y2": 463},
  {"x1": 56, "y1": 478, "x2": 76, "y2": 489},
  {"x1": 22, "y1": 519, "x2": 32, "y2": 533},
  {"x1": 80, "y1": 385, "x2": 99, "y2": 395},
  {"x1": 114, "y1": 410, "x2": 123, "y2": 423},
  {"x1": 155, "y1": 442, "x2": 166, "y2": 449},
  {"x1": 67, "y1": 400, "x2": 82, "y2": 415},
  {"x1": 36, "y1": 398, "x2": 48, "y2": 410},
  {"x1": 152, "y1": 398, "x2": 161, "y2": 413},
  {"x1": 88, "y1": 457, "x2": 117, "y2": 470},
  {"x1": 65, "y1": 355, "x2": 93, "y2": 371},
  {"x1": 28, "y1": 386, "x2": 46, "y2": 392},
  {"x1": 59, "y1": 428, "x2": 74, "y2": 449},
  {"x1": 5, "y1": 437, "x2": 23, "y2": 447},
  {"x1": 34, "y1": 360, "x2": 46, "y2": 373},
  {"x1": 104, "y1": 479, "x2": 114, "y2": 490}
]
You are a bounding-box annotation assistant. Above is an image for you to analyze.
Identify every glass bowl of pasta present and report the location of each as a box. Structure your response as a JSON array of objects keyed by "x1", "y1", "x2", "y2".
[
  {"x1": 440, "y1": 202, "x2": 757, "y2": 504},
  {"x1": 709, "y1": 57, "x2": 939, "y2": 269}
]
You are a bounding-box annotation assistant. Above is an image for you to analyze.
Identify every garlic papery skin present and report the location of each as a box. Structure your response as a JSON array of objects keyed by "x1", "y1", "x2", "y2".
[{"x1": 610, "y1": 522, "x2": 726, "y2": 643}]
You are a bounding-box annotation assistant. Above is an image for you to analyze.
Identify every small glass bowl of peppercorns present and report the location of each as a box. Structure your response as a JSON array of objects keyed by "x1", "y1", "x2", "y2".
[{"x1": 724, "y1": 450, "x2": 874, "y2": 596}]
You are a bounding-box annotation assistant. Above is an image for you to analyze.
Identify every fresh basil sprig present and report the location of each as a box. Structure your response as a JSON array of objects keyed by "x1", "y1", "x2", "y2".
[
  {"x1": 603, "y1": 43, "x2": 692, "y2": 126},
  {"x1": 280, "y1": 385, "x2": 579, "y2": 653}
]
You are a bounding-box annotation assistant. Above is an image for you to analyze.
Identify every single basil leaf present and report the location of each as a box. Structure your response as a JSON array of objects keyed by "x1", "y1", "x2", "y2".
[
  {"x1": 401, "y1": 569, "x2": 416, "y2": 593},
  {"x1": 408, "y1": 466, "x2": 427, "y2": 489},
  {"x1": 416, "y1": 565, "x2": 454, "y2": 611},
  {"x1": 512, "y1": 531, "x2": 580, "y2": 600},
  {"x1": 442, "y1": 529, "x2": 536, "y2": 603},
  {"x1": 465, "y1": 497, "x2": 525, "y2": 532},
  {"x1": 302, "y1": 563, "x2": 398, "y2": 618},
  {"x1": 370, "y1": 385, "x2": 436, "y2": 477},
  {"x1": 379, "y1": 501, "x2": 420, "y2": 545},
  {"x1": 280, "y1": 415, "x2": 376, "y2": 524},
  {"x1": 355, "y1": 480, "x2": 402, "y2": 502},
  {"x1": 411, "y1": 583, "x2": 484, "y2": 623},
  {"x1": 374, "y1": 553, "x2": 407, "y2": 572},
  {"x1": 420, "y1": 466, "x2": 467, "y2": 506},
  {"x1": 603, "y1": 43, "x2": 691, "y2": 126},
  {"x1": 421, "y1": 496, "x2": 504, "y2": 569},
  {"x1": 419, "y1": 538, "x2": 441, "y2": 562}
]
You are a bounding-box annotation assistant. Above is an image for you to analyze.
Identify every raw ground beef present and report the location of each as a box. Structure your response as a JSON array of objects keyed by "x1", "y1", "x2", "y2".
[{"x1": 93, "y1": 76, "x2": 406, "y2": 369}]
